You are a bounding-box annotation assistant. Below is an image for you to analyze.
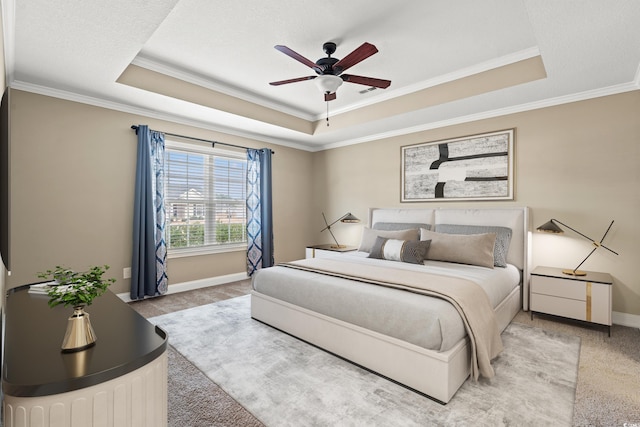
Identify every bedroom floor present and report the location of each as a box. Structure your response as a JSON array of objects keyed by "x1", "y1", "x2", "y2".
[{"x1": 129, "y1": 280, "x2": 640, "y2": 427}]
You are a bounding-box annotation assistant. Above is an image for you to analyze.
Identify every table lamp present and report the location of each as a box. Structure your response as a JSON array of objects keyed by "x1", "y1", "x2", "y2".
[
  {"x1": 320, "y1": 212, "x2": 360, "y2": 248},
  {"x1": 536, "y1": 218, "x2": 618, "y2": 276}
]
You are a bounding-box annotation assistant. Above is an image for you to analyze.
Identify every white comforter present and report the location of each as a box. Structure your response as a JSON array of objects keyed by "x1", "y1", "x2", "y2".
[{"x1": 342, "y1": 251, "x2": 520, "y2": 307}]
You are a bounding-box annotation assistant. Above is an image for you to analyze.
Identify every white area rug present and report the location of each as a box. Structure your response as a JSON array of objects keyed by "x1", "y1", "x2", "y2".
[{"x1": 151, "y1": 295, "x2": 579, "y2": 426}]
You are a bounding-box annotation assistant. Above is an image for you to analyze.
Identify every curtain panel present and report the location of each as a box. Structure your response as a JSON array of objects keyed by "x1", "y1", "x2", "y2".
[
  {"x1": 131, "y1": 125, "x2": 168, "y2": 299},
  {"x1": 246, "y1": 148, "x2": 274, "y2": 276}
]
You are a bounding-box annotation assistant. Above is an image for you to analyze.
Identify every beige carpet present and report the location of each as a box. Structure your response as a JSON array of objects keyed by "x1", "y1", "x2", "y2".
[{"x1": 514, "y1": 311, "x2": 640, "y2": 426}]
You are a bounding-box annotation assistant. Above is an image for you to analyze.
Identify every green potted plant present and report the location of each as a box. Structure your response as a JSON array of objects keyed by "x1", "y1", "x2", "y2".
[{"x1": 38, "y1": 265, "x2": 116, "y2": 352}]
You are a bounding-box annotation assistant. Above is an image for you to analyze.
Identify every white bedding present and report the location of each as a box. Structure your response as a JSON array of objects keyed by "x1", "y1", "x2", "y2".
[
  {"x1": 343, "y1": 251, "x2": 520, "y2": 308},
  {"x1": 251, "y1": 256, "x2": 519, "y2": 353}
]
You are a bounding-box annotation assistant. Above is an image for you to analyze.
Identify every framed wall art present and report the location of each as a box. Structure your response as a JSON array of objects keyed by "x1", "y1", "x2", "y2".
[{"x1": 401, "y1": 129, "x2": 514, "y2": 202}]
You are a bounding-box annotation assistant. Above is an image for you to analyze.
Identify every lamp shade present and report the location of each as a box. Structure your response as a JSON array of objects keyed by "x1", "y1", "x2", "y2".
[
  {"x1": 536, "y1": 220, "x2": 564, "y2": 234},
  {"x1": 340, "y1": 213, "x2": 360, "y2": 223}
]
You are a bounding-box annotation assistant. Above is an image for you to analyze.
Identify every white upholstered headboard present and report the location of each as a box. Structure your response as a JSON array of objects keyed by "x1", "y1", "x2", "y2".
[{"x1": 369, "y1": 207, "x2": 531, "y2": 309}]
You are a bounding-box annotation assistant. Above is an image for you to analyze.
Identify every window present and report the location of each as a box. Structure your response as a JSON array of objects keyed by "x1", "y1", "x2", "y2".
[{"x1": 164, "y1": 141, "x2": 247, "y2": 256}]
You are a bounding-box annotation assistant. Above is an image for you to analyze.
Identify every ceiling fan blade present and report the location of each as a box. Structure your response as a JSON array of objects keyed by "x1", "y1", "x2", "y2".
[
  {"x1": 324, "y1": 92, "x2": 337, "y2": 102},
  {"x1": 341, "y1": 74, "x2": 391, "y2": 89},
  {"x1": 274, "y1": 45, "x2": 322, "y2": 72},
  {"x1": 333, "y1": 42, "x2": 378, "y2": 74},
  {"x1": 269, "y1": 76, "x2": 317, "y2": 86}
]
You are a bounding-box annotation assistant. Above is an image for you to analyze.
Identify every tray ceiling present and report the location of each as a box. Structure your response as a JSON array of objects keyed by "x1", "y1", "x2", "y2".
[{"x1": 5, "y1": 0, "x2": 640, "y2": 150}]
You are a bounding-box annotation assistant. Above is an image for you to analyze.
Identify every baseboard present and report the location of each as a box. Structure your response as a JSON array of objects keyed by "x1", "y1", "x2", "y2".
[
  {"x1": 117, "y1": 272, "x2": 249, "y2": 303},
  {"x1": 612, "y1": 311, "x2": 640, "y2": 329}
]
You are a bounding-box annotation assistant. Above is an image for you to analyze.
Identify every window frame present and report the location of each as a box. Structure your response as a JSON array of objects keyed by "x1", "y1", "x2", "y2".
[{"x1": 164, "y1": 140, "x2": 247, "y2": 259}]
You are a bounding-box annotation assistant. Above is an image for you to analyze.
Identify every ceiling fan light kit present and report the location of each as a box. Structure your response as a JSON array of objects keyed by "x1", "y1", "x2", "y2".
[{"x1": 314, "y1": 75, "x2": 343, "y2": 95}]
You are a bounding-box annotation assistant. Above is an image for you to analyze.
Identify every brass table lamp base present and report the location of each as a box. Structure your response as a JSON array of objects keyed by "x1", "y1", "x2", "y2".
[{"x1": 562, "y1": 269, "x2": 587, "y2": 276}]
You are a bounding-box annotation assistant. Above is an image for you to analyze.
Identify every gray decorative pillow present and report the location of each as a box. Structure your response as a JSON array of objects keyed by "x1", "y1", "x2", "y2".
[
  {"x1": 368, "y1": 237, "x2": 432, "y2": 264},
  {"x1": 434, "y1": 224, "x2": 512, "y2": 267},
  {"x1": 420, "y1": 228, "x2": 496, "y2": 268},
  {"x1": 358, "y1": 227, "x2": 420, "y2": 253},
  {"x1": 373, "y1": 222, "x2": 431, "y2": 231}
]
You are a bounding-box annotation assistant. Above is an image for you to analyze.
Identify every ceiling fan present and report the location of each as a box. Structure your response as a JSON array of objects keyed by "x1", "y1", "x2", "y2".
[{"x1": 269, "y1": 42, "x2": 391, "y2": 102}]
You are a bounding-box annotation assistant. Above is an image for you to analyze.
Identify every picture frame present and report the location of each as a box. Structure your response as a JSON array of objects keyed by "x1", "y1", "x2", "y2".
[{"x1": 401, "y1": 129, "x2": 515, "y2": 202}]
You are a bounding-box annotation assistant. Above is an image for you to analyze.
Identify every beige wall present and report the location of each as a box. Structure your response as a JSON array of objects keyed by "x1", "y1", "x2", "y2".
[
  {"x1": 6, "y1": 88, "x2": 640, "y2": 318},
  {"x1": 7, "y1": 90, "x2": 315, "y2": 294},
  {"x1": 313, "y1": 91, "x2": 640, "y2": 317}
]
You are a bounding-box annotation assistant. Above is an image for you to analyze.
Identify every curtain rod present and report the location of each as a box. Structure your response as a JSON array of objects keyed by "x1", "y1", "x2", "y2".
[{"x1": 130, "y1": 125, "x2": 274, "y2": 154}]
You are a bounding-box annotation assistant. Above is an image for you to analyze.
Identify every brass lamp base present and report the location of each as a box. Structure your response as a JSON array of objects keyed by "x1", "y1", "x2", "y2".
[
  {"x1": 562, "y1": 269, "x2": 587, "y2": 276},
  {"x1": 330, "y1": 244, "x2": 346, "y2": 249}
]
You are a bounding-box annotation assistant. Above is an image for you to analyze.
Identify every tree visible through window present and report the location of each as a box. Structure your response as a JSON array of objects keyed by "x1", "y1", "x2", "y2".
[{"x1": 165, "y1": 142, "x2": 247, "y2": 253}]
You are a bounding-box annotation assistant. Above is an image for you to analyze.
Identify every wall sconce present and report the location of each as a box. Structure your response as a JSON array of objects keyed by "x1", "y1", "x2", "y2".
[
  {"x1": 320, "y1": 212, "x2": 360, "y2": 248},
  {"x1": 536, "y1": 218, "x2": 618, "y2": 276}
]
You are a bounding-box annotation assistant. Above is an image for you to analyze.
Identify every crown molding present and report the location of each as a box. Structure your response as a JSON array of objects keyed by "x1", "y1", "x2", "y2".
[
  {"x1": 132, "y1": 48, "x2": 544, "y2": 125},
  {"x1": 319, "y1": 81, "x2": 640, "y2": 151},
  {"x1": 315, "y1": 47, "x2": 543, "y2": 121},
  {"x1": 9, "y1": 80, "x2": 315, "y2": 152},
  {"x1": 1, "y1": 0, "x2": 16, "y2": 85},
  {"x1": 131, "y1": 55, "x2": 318, "y2": 122},
  {"x1": 9, "y1": 76, "x2": 639, "y2": 154}
]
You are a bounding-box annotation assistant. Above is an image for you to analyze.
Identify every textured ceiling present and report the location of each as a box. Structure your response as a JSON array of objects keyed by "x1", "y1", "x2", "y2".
[{"x1": 5, "y1": 0, "x2": 640, "y2": 150}]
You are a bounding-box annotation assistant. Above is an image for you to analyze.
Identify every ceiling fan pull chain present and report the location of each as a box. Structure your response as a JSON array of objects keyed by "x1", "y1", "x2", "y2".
[{"x1": 326, "y1": 101, "x2": 330, "y2": 126}]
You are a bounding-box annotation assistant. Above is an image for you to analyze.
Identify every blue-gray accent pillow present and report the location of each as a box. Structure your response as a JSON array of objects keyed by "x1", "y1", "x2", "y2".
[{"x1": 434, "y1": 224, "x2": 512, "y2": 267}]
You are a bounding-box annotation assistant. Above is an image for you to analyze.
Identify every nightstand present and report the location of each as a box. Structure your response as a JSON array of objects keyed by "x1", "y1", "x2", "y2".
[
  {"x1": 530, "y1": 266, "x2": 613, "y2": 336},
  {"x1": 305, "y1": 244, "x2": 358, "y2": 259}
]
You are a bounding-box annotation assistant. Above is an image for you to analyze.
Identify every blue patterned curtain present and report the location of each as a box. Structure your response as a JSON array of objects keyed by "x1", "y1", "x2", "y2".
[
  {"x1": 246, "y1": 148, "x2": 274, "y2": 276},
  {"x1": 131, "y1": 125, "x2": 168, "y2": 299}
]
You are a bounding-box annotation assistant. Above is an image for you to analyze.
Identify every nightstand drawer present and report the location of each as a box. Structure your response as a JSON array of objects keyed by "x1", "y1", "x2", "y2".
[
  {"x1": 531, "y1": 276, "x2": 586, "y2": 300},
  {"x1": 531, "y1": 293, "x2": 586, "y2": 321}
]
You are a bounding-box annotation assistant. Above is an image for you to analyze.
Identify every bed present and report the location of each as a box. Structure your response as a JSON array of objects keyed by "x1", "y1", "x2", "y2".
[{"x1": 251, "y1": 207, "x2": 530, "y2": 403}]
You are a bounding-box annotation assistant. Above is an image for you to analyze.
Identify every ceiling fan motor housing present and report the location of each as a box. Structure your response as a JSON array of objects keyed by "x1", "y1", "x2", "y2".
[
  {"x1": 315, "y1": 57, "x2": 339, "y2": 75},
  {"x1": 316, "y1": 42, "x2": 340, "y2": 75}
]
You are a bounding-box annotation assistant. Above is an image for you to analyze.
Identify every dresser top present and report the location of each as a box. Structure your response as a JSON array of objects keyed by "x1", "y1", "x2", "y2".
[{"x1": 3, "y1": 285, "x2": 167, "y2": 397}]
